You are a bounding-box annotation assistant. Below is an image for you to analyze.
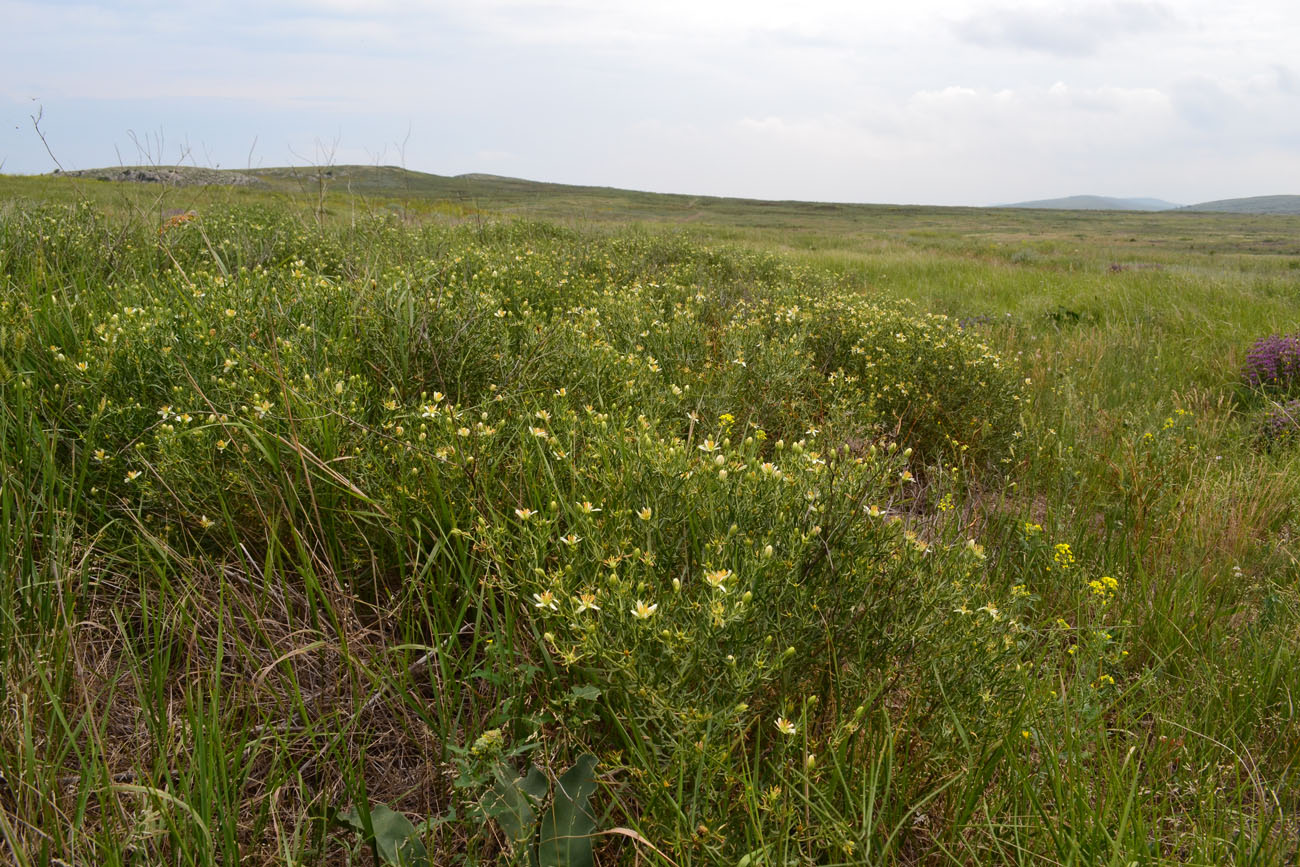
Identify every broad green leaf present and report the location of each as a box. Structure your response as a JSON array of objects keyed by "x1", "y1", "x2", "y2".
[
  {"x1": 339, "y1": 803, "x2": 429, "y2": 867},
  {"x1": 520, "y1": 765, "x2": 550, "y2": 801},
  {"x1": 568, "y1": 685, "x2": 602, "y2": 702},
  {"x1": 538, "y1": 755, "x2": 599, "y2": 867},
  {"x1": 483, "y1": 765, "x2": 548, "y2": 842}
]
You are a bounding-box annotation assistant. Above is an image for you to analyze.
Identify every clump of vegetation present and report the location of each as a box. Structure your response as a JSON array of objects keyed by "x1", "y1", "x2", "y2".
[
  {"x1": 2, "y1": 187, "x2": 1298, "y2": 866},
  {"x1": 1244, "y1": 331, "x2": 1300, "y2": 392}
]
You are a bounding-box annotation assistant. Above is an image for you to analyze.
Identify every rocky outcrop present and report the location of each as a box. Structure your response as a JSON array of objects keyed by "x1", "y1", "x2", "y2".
[{"x1": 55, "y1": 166, "x2": 267, "y2": 188}]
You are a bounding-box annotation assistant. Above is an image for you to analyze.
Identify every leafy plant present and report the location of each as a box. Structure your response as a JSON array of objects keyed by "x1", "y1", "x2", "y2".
[
  {"x1": 485, "y1": 755, "x2": 600, "y2": 867},
  {"x1": 337, "y1": 755, "x2": 600, "y2": 867},
  {"x1": 336, "y1": 803, "x2": 429, "y2": 867}
]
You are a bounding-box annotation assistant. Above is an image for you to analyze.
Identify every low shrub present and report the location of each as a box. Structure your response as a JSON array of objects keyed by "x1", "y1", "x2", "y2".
[{"x1": 1243, "y1": 332, "x2": 1300, "y2": 392}]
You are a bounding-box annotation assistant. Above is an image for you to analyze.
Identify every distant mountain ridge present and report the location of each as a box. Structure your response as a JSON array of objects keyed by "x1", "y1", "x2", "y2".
[
  {"x1": 997, "y1": 195, "x2": 1181, "y2": 211},
  {"x1": 1179, "y1": 195, "x2": 1300, "y2": 215}
]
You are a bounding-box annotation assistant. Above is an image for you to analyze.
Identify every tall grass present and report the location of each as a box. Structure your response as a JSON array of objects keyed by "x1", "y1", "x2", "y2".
[{"x1": 0, "y1": 191, "x2": 1296, "y2": 865}]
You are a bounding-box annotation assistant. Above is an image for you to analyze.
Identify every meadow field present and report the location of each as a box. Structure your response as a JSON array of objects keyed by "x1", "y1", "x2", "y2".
[{"x1": 1, "y1": 171, "x2": 1298, "y2": 865}]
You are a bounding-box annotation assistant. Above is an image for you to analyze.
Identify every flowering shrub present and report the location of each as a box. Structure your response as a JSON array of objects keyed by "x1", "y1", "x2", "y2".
[
  {"x1": 1243, "y1": 332, "x2": 1300, "y2": 392},
  {"x1": 803, "y1": 299, "x2": 1024, "y2": 467},
  {"x1": 2, "y1": 201, "x2": 1042, "y2": 863}
]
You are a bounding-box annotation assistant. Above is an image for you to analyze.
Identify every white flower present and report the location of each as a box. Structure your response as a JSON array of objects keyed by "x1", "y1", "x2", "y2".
[
  {"x1": 775, "y1": 716, "x2": 797, "y2": 736},
  {"x1": 532, "y1": 591, "x2": 558, "y2": 611},
  {"x1": 631, "y1": 599, "x2": 658, "y2": 620}
]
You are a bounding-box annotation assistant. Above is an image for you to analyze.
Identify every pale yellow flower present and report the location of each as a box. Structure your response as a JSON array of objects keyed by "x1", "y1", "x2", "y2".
[
  {"x1": 631, "y1": 599, "x2": 658, "y2": 619},
  {"x1": 704, "y1": 569, "x2": 732, "y2": 593}
]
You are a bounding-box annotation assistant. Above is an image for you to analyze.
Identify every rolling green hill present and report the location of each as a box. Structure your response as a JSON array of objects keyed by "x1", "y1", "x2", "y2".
[
  {"x1": 34, "y1": 164, "x2": 1300, "y2": 217},
  {"x1": 997, "y1": 195, "x2": 1181, "y2": 211},
  {"x1": 1182, "y1": 194, "x2": 1300, "y2": 214}
]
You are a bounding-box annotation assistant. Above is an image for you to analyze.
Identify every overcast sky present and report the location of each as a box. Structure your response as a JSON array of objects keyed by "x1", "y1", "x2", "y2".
[{"x1": 2, "y1": 0, "x2": 1298, "y2": 206}]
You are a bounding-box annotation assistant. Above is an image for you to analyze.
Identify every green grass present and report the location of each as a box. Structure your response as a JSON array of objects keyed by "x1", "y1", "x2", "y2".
[{"x1": 0, "y1": 174, "x2": 1297, "y2": 865}]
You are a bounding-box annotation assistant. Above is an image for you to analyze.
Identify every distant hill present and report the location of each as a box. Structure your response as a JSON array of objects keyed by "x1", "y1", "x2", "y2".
[
  {"x1": 1180, "y1": 195, "x2": 1300, "y2": 215},
  {"x1": 997, "y1": 195, "x2": 1181, "y2": 211},
  {"x1": 42, "y1": 165, "x2": 1300, "y2": 219}
]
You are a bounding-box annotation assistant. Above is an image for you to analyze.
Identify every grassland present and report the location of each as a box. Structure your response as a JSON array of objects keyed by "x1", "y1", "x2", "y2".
[{"x1": 1, "y1": 170, "x2": 1298, "y2": 866}]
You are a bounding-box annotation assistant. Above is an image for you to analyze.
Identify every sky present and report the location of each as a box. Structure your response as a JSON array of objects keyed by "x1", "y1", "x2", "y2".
[{"x1": 2, "y1": 0, "x2": 1298, "y2": 206}]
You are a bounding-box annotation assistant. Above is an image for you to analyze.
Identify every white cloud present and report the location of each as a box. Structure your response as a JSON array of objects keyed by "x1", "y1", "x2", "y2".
[
  {"x1": 3, "y1": 0, "x2": 1300, "y2": 203},
  {"x1": 954, "y1": 1, "x2": 1179, "y2": 56}
]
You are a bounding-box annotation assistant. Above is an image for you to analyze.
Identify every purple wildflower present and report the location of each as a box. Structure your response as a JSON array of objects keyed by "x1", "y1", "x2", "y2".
[{"x1": 1244, "y1": 333, "x2": 1300, "y2": 390}]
